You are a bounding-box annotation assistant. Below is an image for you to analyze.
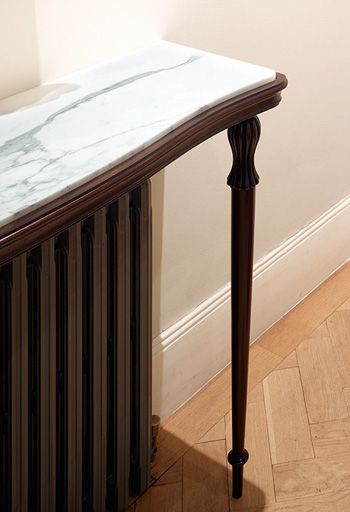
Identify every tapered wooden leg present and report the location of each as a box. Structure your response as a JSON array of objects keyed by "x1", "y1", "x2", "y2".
[{"x1": 226, "y1": 117, "x2": 260, "y2": 499}]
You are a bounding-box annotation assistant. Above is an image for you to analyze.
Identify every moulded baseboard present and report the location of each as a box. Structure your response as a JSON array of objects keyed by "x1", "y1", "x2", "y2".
[{"x1": 152, "y1": 194, "x2": 350, "y2": 419}]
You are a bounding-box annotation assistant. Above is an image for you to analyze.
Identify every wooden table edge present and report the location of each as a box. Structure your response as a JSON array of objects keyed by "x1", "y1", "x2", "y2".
[{"x1": 0, "y1": 73, "x2": 287, "y2": 265}]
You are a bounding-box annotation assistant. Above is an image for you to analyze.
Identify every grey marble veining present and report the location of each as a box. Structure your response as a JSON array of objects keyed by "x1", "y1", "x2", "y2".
[{"x1": 0, "y1": 41, "x2": 275, "y2": 228}]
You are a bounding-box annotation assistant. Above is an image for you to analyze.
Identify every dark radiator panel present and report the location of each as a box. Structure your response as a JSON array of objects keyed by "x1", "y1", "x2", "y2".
[
  {"x1": 106, "y1": 202, "x2": 119, "y2": 509},
  {"x1": 0, "y1": 263, "x2": 12, "y2": 512},
  {"x1": 0, "y1": 184, "x2": 151, "y2": 512},
  {"x1": 41, "y1": 239, "x2": 55, "y2": 511}
]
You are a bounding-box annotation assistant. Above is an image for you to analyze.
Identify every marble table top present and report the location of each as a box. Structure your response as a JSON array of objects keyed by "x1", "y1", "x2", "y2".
[{"x1": 0, "y1": 41, "x2": 275, "y2": 229}]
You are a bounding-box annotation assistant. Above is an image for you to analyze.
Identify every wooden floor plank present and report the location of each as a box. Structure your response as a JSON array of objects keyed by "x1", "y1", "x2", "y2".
[
  {"x1": 250, "y1": 491, "x2": 350, "y2": 511},
  {"x1": 263, "y1": 368, "x2": 314, "y2": 464},
  {"x1": 135, "y1": 483, "x2": 182, "y2": 512},
  {"x1": 311, "y1": 418, "x2": 350, "y2": 458},
  {"x1": 308, "y1": 321, "x2": 329, "y2": 339},
  {"x1": 276, "y1": 351, "x2": 298, "y2": 370},
  {"x1": 273, "y1": 456, "x2": 350, "y2": 502},
  {"x1": 226, "y1": 403, "x2": 275, "y2": 510},
  {"x1": 248, "y1": 345, "x2": 282, "y2": 391},
  {"x1": 258, "y1": 263, "x2": 350, "y2": 357},
  {"x1": 197, "y1": 418, "x2": 226, "y2": 444},
  {"x1": 326, "y1": 310, "x2": 350, "y2": 389},
  {"x1": 154, "y1": 459, "x2": 183, "y2": 486},
  {"x1": 238, "y1": 487, "x2": 350, "y2": 511},
  {"x1": 339, "y1": 297, "x2": 350, "y2": 310},
  {"x1": 297, "y1": 334, "x2": 348, "y2": 423},
  {"x1": 183, "y1": 440, "x2": 229, "y2": 512},
  {"x1": 247, "y1": 383, "x2": 264, "y2": 404},
  {"x1": 342, "y1": 387, "x2": 350, "y2": 405}
]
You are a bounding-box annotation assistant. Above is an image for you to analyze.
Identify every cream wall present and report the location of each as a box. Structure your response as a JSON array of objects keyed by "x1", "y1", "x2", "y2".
[
  {"x1": 1, "y1": 1, "x2": 350, "y2": 415},
  {"x1": 0, "y1": 0, "x2": 40, "y2": 98}
]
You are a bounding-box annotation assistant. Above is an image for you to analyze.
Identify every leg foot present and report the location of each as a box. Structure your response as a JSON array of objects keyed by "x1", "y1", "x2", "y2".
[{"x1": 228, "y1": 449, "x2": 249, "y2": 499}]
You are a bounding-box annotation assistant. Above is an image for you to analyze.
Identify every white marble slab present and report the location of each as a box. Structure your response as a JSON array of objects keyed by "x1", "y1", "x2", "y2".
[{"x1": 0, "y1": 41, "x2": 275, "y2": 228}]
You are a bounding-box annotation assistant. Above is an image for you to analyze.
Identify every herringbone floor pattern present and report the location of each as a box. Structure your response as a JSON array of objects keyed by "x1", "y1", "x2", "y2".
[{"x1": 132, "y1": 264, "x2": 350, "y2": 511}]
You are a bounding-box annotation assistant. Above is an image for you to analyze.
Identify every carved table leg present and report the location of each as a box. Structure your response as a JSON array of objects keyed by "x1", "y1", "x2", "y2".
[{"x1": 227, "y1": 117, "x2": 260, "y2": 499}]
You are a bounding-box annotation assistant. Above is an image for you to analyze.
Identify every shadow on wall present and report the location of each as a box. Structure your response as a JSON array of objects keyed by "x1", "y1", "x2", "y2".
[
  {"x1": 0, "y1": 83, "x2": 80, "y2": 114},
  {"x1": 0, "y1": 0, "x2": 41, "y2": 99},
  {"x1": 151, "y1": 170, "x2": 166, "y2": 416},
  {"x1": 150, "y1": 132, "x2": 232, "y2": 419},
  {"x1": 151, "y1": 170, "x2": 165, "y2": 341}
]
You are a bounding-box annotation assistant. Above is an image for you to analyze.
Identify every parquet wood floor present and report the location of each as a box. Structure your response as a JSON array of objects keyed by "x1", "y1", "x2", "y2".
[{"x1": 134, "y1": 263, "x2": 350, "y2": 511}]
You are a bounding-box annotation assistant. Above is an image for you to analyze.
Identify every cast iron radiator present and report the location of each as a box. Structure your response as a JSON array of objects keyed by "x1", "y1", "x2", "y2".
[{"x1": 0, "y1": 182, "x2": 152, "y2": 512}]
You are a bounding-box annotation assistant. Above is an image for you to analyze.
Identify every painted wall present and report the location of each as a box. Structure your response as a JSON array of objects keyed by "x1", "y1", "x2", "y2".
[
  {"x1": 1, "y1": 0, "x2": 350, "y2": 416},
  {"x1": 0, "y1": 0, "x2": 40, "y2": 98}
]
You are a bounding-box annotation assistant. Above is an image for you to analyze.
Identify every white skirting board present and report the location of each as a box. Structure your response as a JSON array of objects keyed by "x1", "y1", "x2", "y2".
[{"x1": 152, "y1": 194, "x2": 350, "y2": 419}]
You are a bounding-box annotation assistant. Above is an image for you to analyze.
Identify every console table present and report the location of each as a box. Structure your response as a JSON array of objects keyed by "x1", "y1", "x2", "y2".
[{"x1": 0, "y1": 41, "x2": 287, "y2": 511}]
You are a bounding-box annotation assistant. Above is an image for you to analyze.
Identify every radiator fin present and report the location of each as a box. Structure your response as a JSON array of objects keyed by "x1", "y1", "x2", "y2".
[
  {"x1": 27, "y1": 247, "x2": 42, "y2": 511},
  {"x1": 81, "y1": 218, "x2": 95, "y2": 511},
  {"x1": 129, "y1": 183, "x2": 152, "y2": 496},
  {"x1": 55, "y1": 232, "x2": 69, "y2": 511}
]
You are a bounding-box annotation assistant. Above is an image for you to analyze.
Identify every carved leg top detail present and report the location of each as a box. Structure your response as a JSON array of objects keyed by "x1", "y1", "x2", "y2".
[{"x1": 227, "y1": 116, "x2": 261, "y2": 190}]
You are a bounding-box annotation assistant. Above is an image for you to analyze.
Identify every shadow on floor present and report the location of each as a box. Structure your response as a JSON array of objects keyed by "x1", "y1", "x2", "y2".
[{"x1": 134, "y1": 428, "x2": 266, "y2": 511}]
